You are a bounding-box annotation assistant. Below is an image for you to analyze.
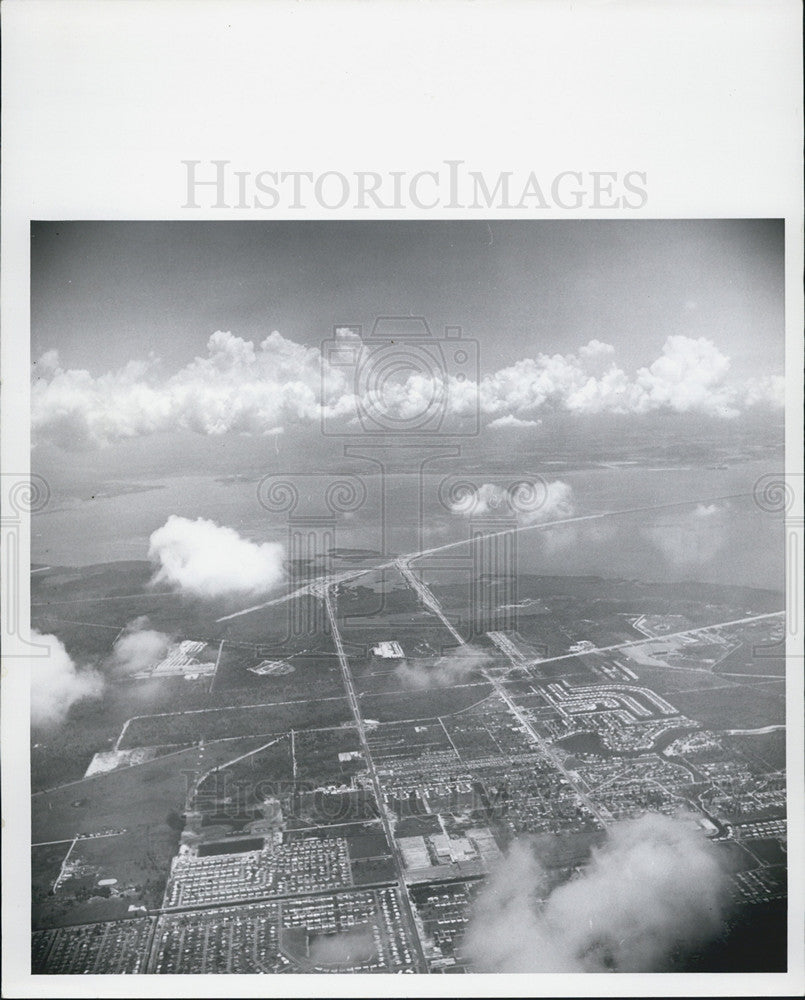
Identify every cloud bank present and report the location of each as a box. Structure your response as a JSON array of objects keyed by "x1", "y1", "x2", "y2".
[
  {"x1": 148, "y1": 515, "x2": 286, "y2": 599},
  {"x1": 463, "y1": 813, "x2": 728, "y2": 973},
  {"x1": 32, "y1": 331, "x2": 783, "y2": 449},
  {"x1": 30, "y1": 630, "x2": 104, "y2": 727}
]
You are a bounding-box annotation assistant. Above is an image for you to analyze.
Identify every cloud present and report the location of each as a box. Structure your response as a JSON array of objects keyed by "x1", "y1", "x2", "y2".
[
  {"x1": 693, "y1": 502, "x2": 720, "y2": 518},
  {"x1": 579, "y1": 339, "x2": 616, "y2": 360},
  {"x1": 742, "y1": 373, "x2": 785, "y2": 408},
  {"x1": 633, "y1": 336, "x2": 737, "y2": 418},
  {"x1": 148, "y1": 515, "x2": 286, "y2": 599},
  {"x1": 32, "y1": 330, "x2": 353, "y2": 449},
  {"x1": 30, "y1": 630, "x2": 104, "y2": 727},
  {"x1": 538, "y1": 518, "x2": 617, "y2": 558},
  {"x1": 308, "y1": 926, "x2": 377, "y2": 967},
  {"x1": 107, "y1": 617, "x2": 171, "y2": 675},
  {"x1": 464, "y1": 813, "x2": 728, "y2": 973},
  {"x1": 478, "y1": 336, "x2": 749, "y2": 420},
  {"x1": 642, "y1": 504, "x2": 727, "y2": 568},
  {"x1": 487, "y1": 414, "x2": 542, "y2": 429},
  {"x1": 394, "y1": 644, "x2": 493, "y2": 689},
  {"x1": 32, "y1": 332, "x2": 783, "y2": 449},
  {"x1": 34, "y1": 348, "x2": 61, "y2": 373},
  {"x1": 450, "y1": 479, "x2": 574, "y2": 526}
]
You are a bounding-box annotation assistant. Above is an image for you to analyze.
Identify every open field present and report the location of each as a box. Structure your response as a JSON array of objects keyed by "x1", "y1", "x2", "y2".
[
  {"x1": 671, "y1": 685, "x2": 785, "y2": 731},
  {"x1": 33, "y1": 828, "x2": 175, "y2": 930},
  {"x1": 358, "y1": 684, "x2": 493, "y2": 723},
  {"x1": 724, "y1": 731, "x2": 786, "y2": 774},
  {"x1": 32, "y1": 734, "x2": 283, "y2": 844},
  {"x1": 118, "y1": 698, "x2": 353, "y2": 748}
]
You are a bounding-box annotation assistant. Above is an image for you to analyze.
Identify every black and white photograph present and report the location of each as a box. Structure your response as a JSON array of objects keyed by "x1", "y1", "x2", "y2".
[
  {"x1": 25, "y1": 218, "x2": 790, "y2": 975},
  {"x1": 1, "y1": 2, "x2": 802, "y2": 997}
]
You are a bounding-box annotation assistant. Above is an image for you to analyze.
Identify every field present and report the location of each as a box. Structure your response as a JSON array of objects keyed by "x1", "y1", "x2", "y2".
[
  {"x1": 32, "y1": 734, "x2": 284, "y2": 846},
  {"x1": 286, "y1": 790, "x2": 380, "y2": 828},
  {"x1": 210, "y1": 644, "x2": 344, "y2": 697},
  {"x1": 713, "y1": 643, "x2": 786, "y2": 678},
  {"x1": 31, "y1": 731, "x2": 326, "y2": 927},
  {"x1": 670, "y1": 685, "x2": 785, "y2": 731},
  {"x1": 293, "y1": 727, "x2": 364, "y2": 785},
  {"x1": 31, "y1": 562, "x2": 232, "y2": 647},
  {"x1": 33, "y1": 828, "x2": 175, "y2": 930},
  {"x1": 626, "y1": 664, "x2": 741, "y2": 697},
  {"x1": 118, "y1": 697, "x2": 353, "y2": 748},
  {"x1": 724, "y1": 731, "x2": 786, "y2": 774},
  {"x1": 358, "y1": 684, "x2": 492, "y2": 723}
]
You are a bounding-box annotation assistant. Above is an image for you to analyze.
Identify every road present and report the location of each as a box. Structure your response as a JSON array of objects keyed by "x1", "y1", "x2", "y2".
[
  {"x1": 516, "y1": 611, "x2": 785, "y2": 674},
  {"x1": 724, "y1": 724, "x2": 786, "y2": 736},
  {"x1": 388, "y1": 558, "x2": 787, "y2": 830},
  {"x1": 390, "y1": 553, "x2": 614, "y2": 827},
  {"x1": 484, "y1": 665, "x2": 613, "y2": 827},
  {"x1": 394, "y1": 557, "x2": 465, "y2": 645},
  {"x1": 322, "y1": 585, "x2": 429, "y2": 973},
  {"x1": 216, "y1": 491, "x2": 761, "y2": 624},
  {"x1": 405, "y1": 491, "x2": 759, "y2": 565},
  {"x1": 189, "y1": 736, "x2": 284, "y2": 808}
]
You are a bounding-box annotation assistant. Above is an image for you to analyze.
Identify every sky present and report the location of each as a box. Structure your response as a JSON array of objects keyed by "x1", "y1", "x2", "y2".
[
  {"x1": 28, "y1": 220, "x2": 786, "y2": 586},
  {"x1": 30, "y1": 219, "x2": 784, "y2": 472},
  {"x1": 32, "y1": 219, "x2": 783, "y2": 376}
]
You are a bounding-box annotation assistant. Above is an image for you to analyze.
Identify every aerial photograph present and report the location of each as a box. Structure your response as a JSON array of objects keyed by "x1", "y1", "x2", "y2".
[{"x1": 29, "y1": 219, "x2": 788, "y2": 975}]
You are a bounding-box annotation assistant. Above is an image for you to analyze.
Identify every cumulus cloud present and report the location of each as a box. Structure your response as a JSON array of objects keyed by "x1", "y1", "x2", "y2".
[
  {"x1": 394, "y1": 644, "x2": 493, "y2": 689},
  {"x1": 148, "y1": 515, "x2": 286, "y2": 599},
  {"x1": 107, "y1": 616, "x2": 171, "y2": 675},
  {"x1": 34, "y1": 348, "x2": 61, "y2": 373},
  {"x1": 32, "y1": 332, "x2": 782, "y2": 449},
  {"x1": 632, "y1": 335, "x2": 737, "y2": 418},
  {"x1": 30, "y1": 630, "x2": 104, "y2": 727},
  {"x1": 32, "y1": 330, "x2": 354, "y2": 449},
  {"x1": 464, "y1": 813, "x2": 728, "y2": 973},
  {"x1": 450, "y1": 479, "x2": 574, "y2": 526},
  {"x1": 477, "y1": 336, "x2": 748, "y2": 420}
]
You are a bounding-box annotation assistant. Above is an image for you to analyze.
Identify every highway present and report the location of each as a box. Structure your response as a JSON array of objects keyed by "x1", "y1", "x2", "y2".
[
  {"x1": 389, "y1": 561, "x2": 785, "y2": 831},
  {"x1": 391, "y1": 559, "x2": 615, "y2": 827},
  {"x1": 482, "y1": 665, "x2": 613, "y2": 827},
  {"x1": 216, "y1": 491, "x2": 761, "y2": 624},
  {"x1": 322, "y1": 585, "x2": 429, "y2": 973},
  {"x1": 509, "y1": 611, "x2": 785, "y2": 674},
  {"x1": 405, "y1": 490, "x2": 759, "y2": 565},
  {"x1": 394, "y1": 557, "x2": 465, "y2": 645}
]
